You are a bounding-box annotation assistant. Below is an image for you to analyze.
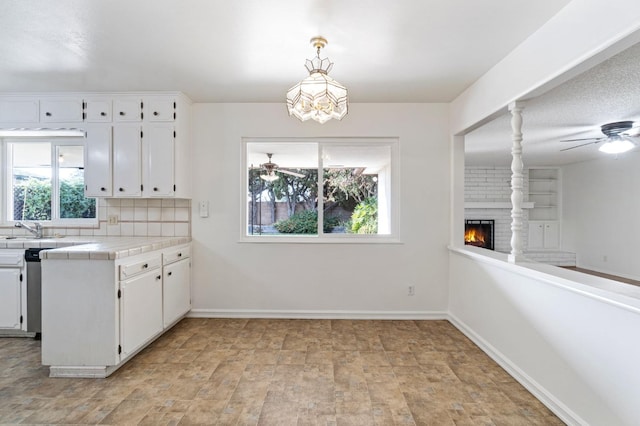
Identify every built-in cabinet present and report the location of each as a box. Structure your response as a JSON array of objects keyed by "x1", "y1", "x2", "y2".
[
  {"x1": 528, "y1": 168, "x2": 560, "y2": 249},
  {"x1": 0, "y1": 93, "x2": 192, "y2": 199},
  {"x1": 41, "y1": 242, "x2": 191, "y2": 378}
]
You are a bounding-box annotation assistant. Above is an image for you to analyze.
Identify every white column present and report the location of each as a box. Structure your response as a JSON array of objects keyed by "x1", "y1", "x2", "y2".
[{"x1": 508, "y1": 101, "x2": 525, "y2": 263}]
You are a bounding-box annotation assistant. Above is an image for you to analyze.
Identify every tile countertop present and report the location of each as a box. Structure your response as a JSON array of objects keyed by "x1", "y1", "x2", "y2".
[{"x1": 0, "y1": 236, "x2": 191, "y2": 261}]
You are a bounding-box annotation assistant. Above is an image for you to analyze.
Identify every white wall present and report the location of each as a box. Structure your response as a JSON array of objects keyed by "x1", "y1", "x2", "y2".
[
  {"x1": 449, "y1": 2, "x2": 640, "y2": 424},
  {"x1": 449, "y1": 250, "x2": 640, "y2": 425},
  {"x1": 190, "y1": 103, "x2": 450, "y2": 317},
  {"x1": 562, "y1": 151, "x2": 640, "y2": 280}
]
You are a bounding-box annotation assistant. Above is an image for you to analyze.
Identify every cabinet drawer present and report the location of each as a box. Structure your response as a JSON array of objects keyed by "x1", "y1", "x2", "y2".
[
  {"x1": 114, "y1": 98, "x2": 142, "y2": 122},
  {"x1": 40, "y1": 98, "x2": 84, "y2": 122},
  {"x1": 163, "y1": 245, "x2": 190, "y2": 264},
  {"x1": 0, "y1": 250, "x2": 24, "y2": 267},
  {"x1": 145, "y1": 99, "x2": 175, "y2": 122},
  {"x1": 119, "y1": 254, "x2": 161, "y2": 280}
]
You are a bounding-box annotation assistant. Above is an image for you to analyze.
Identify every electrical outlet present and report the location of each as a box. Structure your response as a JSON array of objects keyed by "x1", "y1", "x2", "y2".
[
  {"x1": 107, "y1": 215, "x2": 119, "y2": 225},
  {"x1": 408, "y1": 285, "x2": 415, "y2": 296}
]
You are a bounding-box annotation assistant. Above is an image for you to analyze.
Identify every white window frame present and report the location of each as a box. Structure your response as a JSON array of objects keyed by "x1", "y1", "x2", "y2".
[
  {"x1": 241, "y1": 137, "x2": 400, "y2": 243},
  {"x1": 2, "y1": 138, "x2": 98, "y2": 227}
]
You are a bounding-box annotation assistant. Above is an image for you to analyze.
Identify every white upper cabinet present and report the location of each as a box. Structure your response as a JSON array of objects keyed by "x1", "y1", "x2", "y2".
[
  {"x1": 40, "y1": 97, "x2": 84, "y2": 122},
  {"x1": 113, "y1": 124, "x2": 143, "y2": 197},
  {"x1": 114, "y1": 98, "x2": 143, "y2": 122},
  {"x1": 0, "y1": 98, "x2": 39, "y2": 123},
  {"x1": 143, "y1": 124, "x2": 175, "y2": 197},
  {"x1": 145, "y1": 99, "x2": 175, "y2": 122},
  {"x1": 84, "y1": 98, "x2": 112, "y2": 122},
  {"x1": 84, "y1": 125, "x2": 113, "y2": 197},
  {"x1": 0, "y1": 92, "x2": 191, "y2": 199}
]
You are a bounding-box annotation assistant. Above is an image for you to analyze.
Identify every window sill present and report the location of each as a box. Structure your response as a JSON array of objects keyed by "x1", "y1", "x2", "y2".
[{"x1": 239, "y1": 235, "x2": 402, "y2": 244}]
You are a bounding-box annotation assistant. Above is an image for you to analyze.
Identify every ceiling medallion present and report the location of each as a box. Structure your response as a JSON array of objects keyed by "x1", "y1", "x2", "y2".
[{"x1": 286, "y1": 36, "x2": 348, "y2": 124}]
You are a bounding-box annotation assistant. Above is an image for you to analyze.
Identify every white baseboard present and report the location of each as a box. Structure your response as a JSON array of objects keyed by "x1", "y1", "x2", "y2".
[
  {"x1": 447, "y1": 313, "x2": 585, "y2": 426},
  {"x1": 187, "y1": 309, "x2": 448, "y2": 320}
]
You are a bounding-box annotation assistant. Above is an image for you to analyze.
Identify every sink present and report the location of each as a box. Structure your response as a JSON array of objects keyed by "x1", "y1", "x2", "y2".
[{"x1": 4, "y1": 236, "x2": 36, "y2": 240}]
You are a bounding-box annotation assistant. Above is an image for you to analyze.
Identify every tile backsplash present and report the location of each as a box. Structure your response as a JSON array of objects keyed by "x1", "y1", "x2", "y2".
[{"x1": 2, "y1": 198, "x2": 191, "y2": 238}]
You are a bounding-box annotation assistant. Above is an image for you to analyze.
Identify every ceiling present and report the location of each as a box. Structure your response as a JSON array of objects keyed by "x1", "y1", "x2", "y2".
[
  {"x1": 0, "y1": 0, "x2": 570, "y2": 103},
  {"x1": 465, "y1": 40, "x2": 640, "y2": 167}
]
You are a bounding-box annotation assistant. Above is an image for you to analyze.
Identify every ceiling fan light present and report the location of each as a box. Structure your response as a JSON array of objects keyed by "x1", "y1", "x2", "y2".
[
  {"x1": 598, "y1": 136, "x2": 635, "y2": 154},
  {"x1": 260, "y1": 172, "x2": 279, "y2": 182}
]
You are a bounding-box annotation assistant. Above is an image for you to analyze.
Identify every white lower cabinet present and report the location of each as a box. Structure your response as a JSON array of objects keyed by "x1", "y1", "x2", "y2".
[
  {"x1": 119, "y1": 265, "x2": 163, "y2": 358},
  {"x1": 42, "y1": 242, "x2": 191, "y2": 378},
  {"x1": 528, "y1": 221, "x2": 559, "y2": 249},
  {"x1": 0, "y1": 268, "x2": 22, "y2": 330}
]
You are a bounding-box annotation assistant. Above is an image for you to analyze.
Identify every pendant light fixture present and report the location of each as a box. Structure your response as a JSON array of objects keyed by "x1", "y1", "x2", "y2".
[{"x1": 286, "y1": 36, "x2": 348, "y2": 124}]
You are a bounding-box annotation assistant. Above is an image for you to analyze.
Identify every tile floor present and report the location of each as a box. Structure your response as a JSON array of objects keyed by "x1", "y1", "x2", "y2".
[{"x1": 0, "y1": 319, "x2": 563, "y2": 425}]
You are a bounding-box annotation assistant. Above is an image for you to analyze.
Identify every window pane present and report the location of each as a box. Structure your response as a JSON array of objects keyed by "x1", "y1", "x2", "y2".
[
  {"x1": 58, "y1": 145, "x2": 96, "y2": 219},
  {"x1": 10, "y1": 143, "x2": 52, "y2": 221},
  {"x1": 322, "y1": 145, "x2": 391, "y2": 234},
  {"x1": 247, "y1": 143, "x2": 318, "y2": 235}
]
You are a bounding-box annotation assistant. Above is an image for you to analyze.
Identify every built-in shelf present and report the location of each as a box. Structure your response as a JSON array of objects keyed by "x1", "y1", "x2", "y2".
[{"x1": 465, "y1": 201, "x2": 535, "y2": 209}]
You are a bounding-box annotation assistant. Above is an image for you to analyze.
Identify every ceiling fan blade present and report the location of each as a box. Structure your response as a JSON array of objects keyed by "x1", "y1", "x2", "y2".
[
  {"x1": 278, "y1": 169, "x2": 305, "y2": 178},
  {"x1": 560, "y1": 141, "x2": 598, "y2": 151},
  {"x1": 624, "y1": 127, "x2": 640, "y2": 137},
  {"x1": 560, "y1": 137, "x2": 603, "y2": 142}
]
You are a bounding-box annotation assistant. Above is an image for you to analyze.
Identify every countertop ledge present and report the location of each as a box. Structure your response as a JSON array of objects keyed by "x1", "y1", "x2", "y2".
[{"x1": 6, "y1": 237, "x2": 192, "y2": 260}]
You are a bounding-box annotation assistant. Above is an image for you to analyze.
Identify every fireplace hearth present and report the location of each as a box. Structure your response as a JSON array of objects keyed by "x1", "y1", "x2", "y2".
[{"x1": 465, "y1": 219, "x2": 495, "y2": 250}]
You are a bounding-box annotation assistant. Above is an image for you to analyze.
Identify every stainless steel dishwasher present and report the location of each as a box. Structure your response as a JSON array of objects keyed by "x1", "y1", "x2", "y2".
[{"x1": 25, "y1": 248, "x2": 50, "y2": 339}]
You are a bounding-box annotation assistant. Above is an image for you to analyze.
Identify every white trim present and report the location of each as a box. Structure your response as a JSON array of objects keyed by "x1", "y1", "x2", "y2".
[
  {"x1": 187, "y1": 309, "x2": 447, "y2": 320},
  {"x1": 448, "y1": 313, "x2": 585, "y2": 426}
]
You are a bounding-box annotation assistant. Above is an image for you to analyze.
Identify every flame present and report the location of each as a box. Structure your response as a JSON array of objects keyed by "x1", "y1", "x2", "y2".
[{"x1": 465, "y1": 229, "x2": 485, "y2": 244}]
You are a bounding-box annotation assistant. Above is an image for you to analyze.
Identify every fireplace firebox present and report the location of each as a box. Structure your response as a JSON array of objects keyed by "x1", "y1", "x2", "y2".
[{"x1": 464, "y1": 219, "x2": 495, "y2": 250}]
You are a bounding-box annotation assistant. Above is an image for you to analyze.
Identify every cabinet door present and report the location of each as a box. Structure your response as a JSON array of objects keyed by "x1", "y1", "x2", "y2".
[
  {"x1": 544, "y1": 222, "x2": 560, "y2": 249},
  {"x1": 0, "y1": 269, "x2": 22, "y2": 330},
  {"x1": 84, "y1": 126, "x2": 113, "y2": 197},
  {"x1": 85, "y1": 99, "x2": 112, "y2": 122},
  {"x1": 146, "y1": 99, "x2": 175, "y2": 122},
  {"x1": 40, "y1": 98, "x2": 84, "y2": 122},
  {"x1": 528, "y1": 223, "x2": 544, "y2": 249},
  {"x1": 162, "y1": 258, "x2": 191, "y2": 328},
  {"x1": 0, "y1": 99, "x2": 39, "y2": 123},
  {"x1": 143, "y1": 124, "x2": 175, "y2": 197},
  {"x1": 114, "y1": 99, "x2": 142, "y2": 122},
  {"x1": 113, "y1": 125, "x2": 142, "y2": 196},
  {"x1": 120, "y1": 271, "x2": 163, "y2": 357}
]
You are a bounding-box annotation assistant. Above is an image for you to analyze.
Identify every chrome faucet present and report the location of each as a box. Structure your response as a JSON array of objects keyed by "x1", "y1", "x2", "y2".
[{"x1": 15, "y1": 222, "x2": 43, "y2": 239}]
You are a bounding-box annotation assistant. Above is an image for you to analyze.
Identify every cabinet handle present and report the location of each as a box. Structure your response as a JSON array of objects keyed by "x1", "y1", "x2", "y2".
[
  {"x1": 177, "y1": 253, "x2": 182, "y2": 257},
  {"x1": 100, "y1": 111, "x2": 107, "y2": 116},
  {"x1": 156, "y1": 275, "x2": 161, "y2": 280},
  {"x1": 142, "y1": 263, "x2": 148, "y2": 269},
  {"x1": 45, "y1": 112, "x2": 52, "y2": 117},
  {"x1": 119, "y1": 187, "x2": 124, "y2": 192},
  {"x1": 100, "y1": 187, "x2": 106, "y2": 191},
  {"x1": 119, "y1": 111, "x2": 126, "y2": 116},
  {"x1": 153, "y1": 187, "x2": 158, "y2": 191},
  {"x1": 167, "y1": 271, "x2": 172, "y2": 276},
  {"x1": 153, "y1": 111, "x2": 159, "y2": 116}
]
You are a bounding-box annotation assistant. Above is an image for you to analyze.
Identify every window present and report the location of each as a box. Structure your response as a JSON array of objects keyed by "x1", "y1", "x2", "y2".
[
  {"x1": 244, "y1": 138, "x2": 398, "y2": 241},
  {"x1": 4, "y1": 140, "x2": 96, "y2": 225}
]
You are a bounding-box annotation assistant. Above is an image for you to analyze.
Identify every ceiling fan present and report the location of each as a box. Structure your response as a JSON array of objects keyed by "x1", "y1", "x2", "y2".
[
  {"x1": 560, "y1": 121, "x2": 640, "y2": 154},
  {"x1": 254, "y1": 153, "x2": 305, "y2": 182}
]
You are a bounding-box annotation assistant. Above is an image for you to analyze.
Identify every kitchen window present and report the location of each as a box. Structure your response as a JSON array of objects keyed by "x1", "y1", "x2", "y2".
[
  {"x1": 3, "y1": 140, "x2": 96, "y2": 225},
  {"x1": 243, "y1": 138, "x2": 399, "y2": 242}
]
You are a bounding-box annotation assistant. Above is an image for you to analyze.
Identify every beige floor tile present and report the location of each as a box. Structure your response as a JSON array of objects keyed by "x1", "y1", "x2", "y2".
[{"x1": 0, "y1": 318, "x2": 562, "y2": 425}]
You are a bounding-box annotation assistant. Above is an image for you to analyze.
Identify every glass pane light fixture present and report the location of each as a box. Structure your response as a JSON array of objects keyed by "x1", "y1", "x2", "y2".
[
  {"x1": 598, "y1": 135, "x2": 636, "y2": 154},
  {"x1": 286, "y1": 36, "x2": 348, "y2": 124}
]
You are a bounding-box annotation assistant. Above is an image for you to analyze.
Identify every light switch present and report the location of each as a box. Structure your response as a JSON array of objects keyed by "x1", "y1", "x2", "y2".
[{"x1": 199, "y1": 201, "x2": 209, "y2": 218}]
